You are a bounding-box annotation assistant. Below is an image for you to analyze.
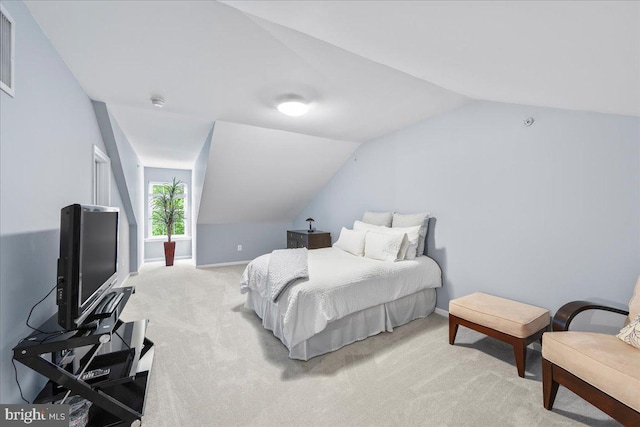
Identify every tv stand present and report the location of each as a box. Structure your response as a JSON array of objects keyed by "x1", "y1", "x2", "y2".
[
  {"x1": 88, "y1": 292, "x2": 125, "y2": 321},
  {"x1": 13, "y1": 286, "x2": 154, "y2": 427}
]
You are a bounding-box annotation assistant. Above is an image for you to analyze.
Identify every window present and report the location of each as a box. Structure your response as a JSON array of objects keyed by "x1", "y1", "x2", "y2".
[
  {"x1": 0, "y1": 4, "x2": 15, "y2": 97},
  {"x1": 148, "y1": 181, "x2": 189, "y2": 238}
]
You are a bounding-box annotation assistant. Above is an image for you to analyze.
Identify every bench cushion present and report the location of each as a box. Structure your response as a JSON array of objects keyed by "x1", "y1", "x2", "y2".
[
  {"x1": 543, "y1": 331, "x2": 640, "y2": 412},
  {"x1": 449, "y1": 292, "x2": 549, "y2": 338}
]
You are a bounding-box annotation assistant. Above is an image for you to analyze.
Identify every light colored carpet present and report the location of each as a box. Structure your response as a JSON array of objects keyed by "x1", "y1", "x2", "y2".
[{"x1": 120, "y1": 261, "x2": 618, "y2": 427}]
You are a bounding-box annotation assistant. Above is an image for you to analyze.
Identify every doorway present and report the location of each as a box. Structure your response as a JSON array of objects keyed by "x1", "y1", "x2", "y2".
[{"x1": 93, "y1": 145, "x2": 111, "y2": 206}]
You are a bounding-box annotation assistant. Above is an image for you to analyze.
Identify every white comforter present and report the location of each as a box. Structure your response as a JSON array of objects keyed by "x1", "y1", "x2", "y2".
[{"x1": 240, "y1": 247, "x2": 442, "y2": 349}]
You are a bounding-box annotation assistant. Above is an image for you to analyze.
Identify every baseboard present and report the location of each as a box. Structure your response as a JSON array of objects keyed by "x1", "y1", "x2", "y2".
[
  {"x1": 118, "y1": 273, "x2": 131, "y2": 287},
  {"x1": 197, "y1": 260, "x2": 251, "y2": 268},
  {"x1": 144, "y1": 256, "x2": 192, "y2": 263},
  {"x1": 434, "y1": 307, "x2": 448, "y2": 317}
]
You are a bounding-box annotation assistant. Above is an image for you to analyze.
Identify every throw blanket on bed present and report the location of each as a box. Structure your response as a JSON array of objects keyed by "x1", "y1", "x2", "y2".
[{"x1": 267, "y1": 248, "x2": 309, "y2": 302}]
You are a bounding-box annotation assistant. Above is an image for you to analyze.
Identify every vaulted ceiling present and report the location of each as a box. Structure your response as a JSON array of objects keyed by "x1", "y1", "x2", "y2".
[
  {"x1": 25, "y1": 0, "x2": 469, "y2": 169},
  {"x1": 23, "y1": 1, "x2": 640, "y2": 224},
  {"x1": 225, "y1": 1, "x2": 639, "y2": 117},
  {"x1": 25, "y1": 1, "x2": 639, "y2": 170}
]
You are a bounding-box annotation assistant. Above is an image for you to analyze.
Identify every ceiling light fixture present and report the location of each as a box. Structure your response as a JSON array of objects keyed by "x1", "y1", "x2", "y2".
[
  {"x1": 151, "y1": 96, "x2": 165, "y2": 108},
  {"x1": 277, "y1": 96, "x2": 310, "y2": 117}
]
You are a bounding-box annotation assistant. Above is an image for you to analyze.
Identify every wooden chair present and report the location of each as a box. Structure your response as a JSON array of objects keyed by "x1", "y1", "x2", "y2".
[{"x1": 541, "y1": 277, "x2": 640, "y2": 426}]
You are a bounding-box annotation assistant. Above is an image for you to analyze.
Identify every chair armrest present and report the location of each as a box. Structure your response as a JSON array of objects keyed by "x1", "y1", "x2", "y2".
[{"x1": 552, "y1": 301, "x2": 629, "y2": 331}]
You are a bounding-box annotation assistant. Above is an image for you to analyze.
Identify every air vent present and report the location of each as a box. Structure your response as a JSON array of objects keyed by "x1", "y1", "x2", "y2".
[{"x1": 0, "y1": 4, "x2": 15, "y2": 97}]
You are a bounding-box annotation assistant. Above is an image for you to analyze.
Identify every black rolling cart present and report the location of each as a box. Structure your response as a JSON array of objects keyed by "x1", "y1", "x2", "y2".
[{"x1": 13, "y1": 286, "x2": 154, "y2": 427}]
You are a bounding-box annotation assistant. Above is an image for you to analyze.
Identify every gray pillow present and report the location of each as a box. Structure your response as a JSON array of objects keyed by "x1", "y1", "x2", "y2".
[
  {"x1": 392, "y1": 213, "x2": 430, "y2": 256},
  {"x1": 362, "y1": 211, "x2": 393, "y2": 227}
]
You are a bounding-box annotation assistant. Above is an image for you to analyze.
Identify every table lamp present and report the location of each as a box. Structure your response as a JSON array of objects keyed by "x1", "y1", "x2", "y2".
[{"x1": 306, "y1": 217, "x2": 315, "y2": 232}]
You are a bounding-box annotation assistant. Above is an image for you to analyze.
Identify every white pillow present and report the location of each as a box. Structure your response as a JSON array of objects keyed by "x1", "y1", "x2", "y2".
[
  {"x1": 364, "y1": 231, "x2": 405, "y2": 262},
  {"x1": 362, "y1": 211, "x2": 393, "y2": 227},
  {"x1": 617, "y1": 314, "x2": 640, "y2": 350},
  {"x1": 353, "y1": 220, "x2": 384, "y2": 232},
  {"x1": 333, "y1": 227, "x2": 367, "y2": 256},
  {"x1": 354, "y1": 221, "x2": 420, "y2": 260},
  {"x1": 392, "y1": 212, "x2": 430, "y2": 257},
  {"x1": 388, "y1": 225, "x2": 421, "y2": 260}
]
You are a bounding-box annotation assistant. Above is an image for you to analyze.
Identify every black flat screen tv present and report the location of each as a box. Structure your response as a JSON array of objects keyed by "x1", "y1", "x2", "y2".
[{"x1": 57, "y1": 204, "x2": 119, "y2": 329}]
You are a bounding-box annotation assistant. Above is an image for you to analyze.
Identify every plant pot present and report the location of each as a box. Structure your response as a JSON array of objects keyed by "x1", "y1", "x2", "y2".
[{"x1": 164, "y1": 241, "x2": 176, "y2": 266}]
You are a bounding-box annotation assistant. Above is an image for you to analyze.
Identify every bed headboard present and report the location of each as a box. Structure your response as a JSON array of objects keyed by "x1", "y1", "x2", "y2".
[{"x1": 423, "y1": 217, "x2": 433, "y2": 257}]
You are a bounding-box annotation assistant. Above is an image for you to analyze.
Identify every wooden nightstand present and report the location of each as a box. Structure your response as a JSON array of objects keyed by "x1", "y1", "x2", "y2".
[{"x1": 287, "y1": 230, "x2": 331, "y2": 249}]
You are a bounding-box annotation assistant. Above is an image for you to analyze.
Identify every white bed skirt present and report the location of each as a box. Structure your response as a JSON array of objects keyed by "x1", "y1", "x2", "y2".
[{"x1": 245, "y1": 288, "x2": 437, "y2": 360}]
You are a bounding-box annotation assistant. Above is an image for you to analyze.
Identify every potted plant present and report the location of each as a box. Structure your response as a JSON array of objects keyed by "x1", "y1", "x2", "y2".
[{"x1": 151, "y1": 178, "x2": 184, "y2": 266}]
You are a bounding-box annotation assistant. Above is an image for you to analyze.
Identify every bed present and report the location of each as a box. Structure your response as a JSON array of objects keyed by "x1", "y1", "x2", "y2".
[{"x1": 240, "y1": 246, "x2": 442, "y2": 360}]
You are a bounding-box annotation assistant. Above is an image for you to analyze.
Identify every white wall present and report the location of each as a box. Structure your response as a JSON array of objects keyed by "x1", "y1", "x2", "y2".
[
  {"x1": 111, "y1": 174, "x2": 131, "y2": 280},
  {"x1": 192, "y1": 124, "x2": 214, "y2": 263},
  {"x1": 295, "y1": 101, "x2": 640, "y2": 315},
  {"x1": 0, "y1": 1, "x2": 131, "y2": 403}
]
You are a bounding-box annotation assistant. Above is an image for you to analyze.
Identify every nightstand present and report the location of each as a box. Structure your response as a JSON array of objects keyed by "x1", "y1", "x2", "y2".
[{"x1": 287, "y1": 230, "x2": 331, "y2": 249}]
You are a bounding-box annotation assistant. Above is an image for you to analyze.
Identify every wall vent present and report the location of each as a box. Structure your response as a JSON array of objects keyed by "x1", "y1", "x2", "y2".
[{"x1": 0, "y1": 4, "x2": 15, "y2": 97}]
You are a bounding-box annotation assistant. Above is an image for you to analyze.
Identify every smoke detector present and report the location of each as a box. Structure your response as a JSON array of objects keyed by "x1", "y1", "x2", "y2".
[{"x1": 151, "y1": 96, "x2": 166, "y2": 108}]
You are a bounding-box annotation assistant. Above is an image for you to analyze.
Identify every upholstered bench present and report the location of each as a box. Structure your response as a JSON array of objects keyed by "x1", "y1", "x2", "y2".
[{"x1": 449, "y1": 292, "x2": 550, "y2": 377}]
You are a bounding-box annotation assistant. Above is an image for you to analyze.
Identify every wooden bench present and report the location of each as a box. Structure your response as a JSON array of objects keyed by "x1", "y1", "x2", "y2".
[{"x1": 449, "y1": 292, "x2": 550, "y2": 378}]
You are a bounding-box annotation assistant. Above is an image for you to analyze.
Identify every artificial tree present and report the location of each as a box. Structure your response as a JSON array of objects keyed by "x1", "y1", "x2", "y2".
[{"x1": 152, "y1": 177, "x2": 184, "y2": 266}]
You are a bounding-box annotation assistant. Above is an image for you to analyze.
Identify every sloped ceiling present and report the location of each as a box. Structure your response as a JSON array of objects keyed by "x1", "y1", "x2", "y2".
[
  {"x1": 198, "y1": 121, "x2": 360, "y2": 224},
  {"x1": 23, "y1": 1, "x2": 639, "y2": 227},
  {"x1": 107, "y1": 106, "x2": 213, "y2": 170},
  {"x1": 24, "y1": 0, "x2": 468, "y2": 170},
  {"x1": 225, "y1": 1, "x2": 640, "y2": 117},
  {"x1": 24, "y1": 0, "x2": 640, "y2": 168}
]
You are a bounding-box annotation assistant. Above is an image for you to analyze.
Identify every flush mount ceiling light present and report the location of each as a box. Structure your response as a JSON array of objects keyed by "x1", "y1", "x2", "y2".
[
  {"x1": 151, "y1": 96, "x2": 165, "y2": 108},
  {"x1": 277, "y1": 96, "x2": 310, "y2": 117}
]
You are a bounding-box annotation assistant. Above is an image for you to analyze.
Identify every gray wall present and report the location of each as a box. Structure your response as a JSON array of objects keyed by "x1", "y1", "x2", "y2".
[
  {"x1": 0, "y1": 1, "x2": 130, "y2": 403},
  {"x1": 93, "y1": 101, "x2": 144, "y2": 272},
  {"x1": 144, "y1": 167, "x2": 192, "y2": 261},
  {"x1": 294, "y1": 101, "x2": 640, "y2": 314},
  {"x1": 145, "y1": 239, "x2": 192, "y2": 261},
  {"x1": 196, "y1": 221, "x2": 291, "y2": 266},
  {"x1": 108, "y1": 108, "x2": 144, "y2": 273}
]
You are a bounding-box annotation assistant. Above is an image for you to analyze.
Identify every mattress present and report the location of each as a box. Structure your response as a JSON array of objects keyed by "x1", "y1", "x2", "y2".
[{"x1": 241, "y1": 247, "x2": 442, "y2": 357}]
